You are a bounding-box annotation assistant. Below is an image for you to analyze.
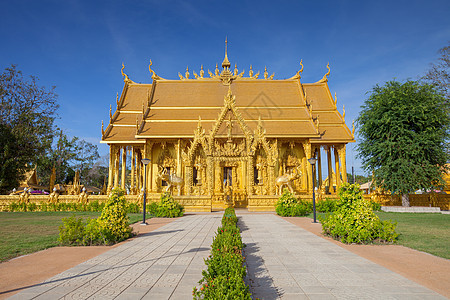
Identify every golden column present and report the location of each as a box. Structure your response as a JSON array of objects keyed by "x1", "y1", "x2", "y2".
[
  {"x1": 338, "y1": 145, "x2": 348, "y2": 183},
  {"x1": 302, "y1": 142, "x2": 313, "y2": 193},
  {"x1": 326, "y1": 146, "x2": 333, "y2": 193},
  {"x1": 144, "y1": 142, "x2": 152, "y2": 194},
  {"x1": 121, "y1": 146, "x2": 127, "y2": 190},
  {"x1": 107, "y1": 144, "x2": 115, "y2": 193},
  {"x1": 114, "y1": 146, "x2": 120, "y2": 188},
  {"x1": 130, "y1": 147, "x2": 135, "y2": 194},
  {"x1": 317, "y1": 147, "x2": 323, "y2": 188},
  {"x1": 334, "y1": 146, "x2": 341, "y2": 191},
  {"x1": 136, "y1": 149, "x2": 141, "y2": 192}
]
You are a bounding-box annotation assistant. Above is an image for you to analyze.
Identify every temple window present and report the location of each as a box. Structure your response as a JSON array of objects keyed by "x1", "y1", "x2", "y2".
[
  {"x1": 193, "y1": 167, "x2": 198, "y2": 186},
  {"x1": 254, "y1": 167, "x2": 259, "y2": 185}
]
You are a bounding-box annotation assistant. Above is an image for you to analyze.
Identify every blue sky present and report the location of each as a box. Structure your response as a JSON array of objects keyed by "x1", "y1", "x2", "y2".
[{"x1": 1, "y1": 0, "x2": 449, "y2": 176}]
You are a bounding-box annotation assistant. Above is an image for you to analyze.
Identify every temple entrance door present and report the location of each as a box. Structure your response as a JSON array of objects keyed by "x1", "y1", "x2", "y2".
[{"x1": 223, "y1": 167, "x2": 232, "y2": 186}]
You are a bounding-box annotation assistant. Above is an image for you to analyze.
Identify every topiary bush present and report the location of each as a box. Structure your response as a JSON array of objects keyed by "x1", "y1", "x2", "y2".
[
  {"x1": 275, "y1": 189, "x2": 311, "y2": 217},
  {"x1": 147, "y1": 192, "x2": 184, "y2": 218},
  {"x1": 58, "y1": 188, "x2": 133, "y2": 246},
  {"x1": 320, "y1": 183, "x2": 398, "y2": 244}
]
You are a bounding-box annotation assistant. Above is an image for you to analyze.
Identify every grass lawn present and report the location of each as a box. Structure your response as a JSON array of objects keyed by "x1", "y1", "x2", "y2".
[
  {"x1": 0, "y1": 212, "x2": 145, "y2": 262},
  {"x1": 307, "y1": 211, "x2": 450, "y2": 259},
  {"x1": 376, "y1": 212, "x2": 450, "y2": 259}
]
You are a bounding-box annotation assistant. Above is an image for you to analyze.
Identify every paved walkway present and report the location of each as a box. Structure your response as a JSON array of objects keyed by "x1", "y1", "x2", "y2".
[
  {"x1": 239, "y1": 214, "x2": 446, "y2": 300},
  {"x1": 9, "y1": 213, "x2": 446, "y2": 300},
  {"x1": 9, "y1": 214, "x2": 222, "y2": 300}
]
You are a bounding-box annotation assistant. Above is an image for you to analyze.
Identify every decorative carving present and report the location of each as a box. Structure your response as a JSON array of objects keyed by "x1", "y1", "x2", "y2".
[
  {"x1": 317, "y1": 62, "x2": 330, "y2": 83},
  {"x1": 121, "y1": 63, "x2": 135, "y2": 84},
  {"x1": 148, "y1": 59, "x2": 164, "y2": 80},
  {"x1": 289, "y1": 59, "x2": 304, "y2": 80},
  {"x1": 157, "y1": 166, "x2": 183, "y2": 196},
  {"x1": 275, "y1": 166, "x2": 302, "y2": 194},
  {"x1": 78, "y1": 187, "x2": 88, "y2": 204},
  {"x1": 214, "y1": 140, "x2": 246, "y2": 157}
]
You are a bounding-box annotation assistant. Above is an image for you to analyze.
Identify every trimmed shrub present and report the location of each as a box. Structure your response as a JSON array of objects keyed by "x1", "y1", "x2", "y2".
[
  {"x1": 97, "y1": 188, "x2": 133, "y2": 243},
  {"x1": 320, "y1": 183, "x2": 398, "y2": 244},
  {"x1": 316, "y1": 198, "x2": 337, "y2": 213},
  {"x1": 147, "y1": 192, "x2": 184, "y2": 218},
  {"x1": 193, "y1": 208, "x2": 251, "y2": 299},
  {"x1": 275, "y1": 189, "x2": 311, "y2": 217},
  {"x1": 58, "y1": 188, "x2": 133, "y2": 246}
]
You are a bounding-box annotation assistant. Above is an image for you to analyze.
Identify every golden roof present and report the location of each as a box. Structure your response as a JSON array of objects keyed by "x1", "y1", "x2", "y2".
[{"x1": 102, "y1": 50, "x2": 354, "y2": 145}]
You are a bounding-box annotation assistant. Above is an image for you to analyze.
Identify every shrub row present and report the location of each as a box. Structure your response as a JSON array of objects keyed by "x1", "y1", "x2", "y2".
[
  {"x1": 193, "y1": 207, "x2": 251, "y2": 299},
  {"x1": 147, "y1": 192, "x2": 184, "y2": 218},
  {"x1": 7, "y1": 200, "x2": 140, "y2": 213},
  {"x1": 58, "y1": 188, "x2": 133, "y2": 246},
  {"x1": 320, "y1": 183, "x2": 398, "y2": 244}
]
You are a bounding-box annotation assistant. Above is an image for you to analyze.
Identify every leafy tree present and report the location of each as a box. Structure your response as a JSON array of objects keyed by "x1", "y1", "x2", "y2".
[
  {"x1": 38, "y1": 129, "x2": 80, "y2": 186},
  {"x1": 346, "y1": 173, "x2": 370, "y2": 185},
  {"x1": 0, "y1": 65, "x2": 58, "y2": 192},
  {"x1": 38, "y1": 130, "x2": 100, "y2": 187},
  {"x1": 357, "y1": 80, "x2": 450, "y2": 206},
  {"x1": 73, "y1": 140, "x2": 100, "y2": 183},
  {"x1": 424, "y1": 43, "x2": 449, "y2": 101},
  {"x1": 0, "y1": 124, "x2": 25, "y2": 194}
]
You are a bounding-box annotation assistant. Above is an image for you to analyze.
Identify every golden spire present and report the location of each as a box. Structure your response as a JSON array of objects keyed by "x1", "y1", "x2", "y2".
[
  {"x1": 185, "y1": 66, "x2": 190, "y2": 79},
  {"x1": 352, "y1": 120, "x2": 355, "y2": 137},
  {"x1": 200, "y1": 65, "x2": 204, "y2": 78},
  {"x1": 264, "y1": 66, "x2": 268, "y2": 79},
  {"x1": 234, "y1": 63, "x2": 238, "y2": 76},
  {"x1": 249, "y1": 65, "x2": 253, "y2": 77},
  {"x1": 222, "y1": 37, "x2": 231, "y2": 70}
]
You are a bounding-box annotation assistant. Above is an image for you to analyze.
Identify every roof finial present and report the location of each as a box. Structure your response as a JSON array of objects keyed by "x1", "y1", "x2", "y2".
[{"x1": 222, "y1": 37, "x2": 231, "y2": 70}]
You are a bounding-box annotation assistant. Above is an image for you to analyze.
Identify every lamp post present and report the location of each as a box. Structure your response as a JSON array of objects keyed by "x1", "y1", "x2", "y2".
[
  {"x1": 141, "y1": 158, "x2": 151, "y2": 225},
  {"x1": 308, "y1": 156, "x2": 318, "y2": 223}
]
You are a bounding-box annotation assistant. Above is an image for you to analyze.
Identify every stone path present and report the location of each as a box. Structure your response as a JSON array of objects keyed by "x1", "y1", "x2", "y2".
[
  {"x1": 239, "y1": 213, "x2": 446, "y2": 300},
  {"x1": 9, "y1": 214, "x2": 222, "y2": 300},
  {"x1": 9, "y1": 213, "x2": 447, "y2": 300}
]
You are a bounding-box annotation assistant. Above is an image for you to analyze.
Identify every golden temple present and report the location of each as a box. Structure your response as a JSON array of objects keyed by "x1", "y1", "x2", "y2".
[{"x1": 101, "y1": 42, "x2": 355, "y2": 211}]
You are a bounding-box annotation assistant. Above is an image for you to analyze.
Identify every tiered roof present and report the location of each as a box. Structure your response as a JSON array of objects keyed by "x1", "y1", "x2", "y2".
[{"x1": 101, "y1": 46, "x2": 354, "y2": 145}]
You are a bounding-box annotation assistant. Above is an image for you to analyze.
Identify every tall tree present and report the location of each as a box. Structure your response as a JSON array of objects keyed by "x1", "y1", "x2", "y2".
[
  {"x1": 0, "y1": 124, "x2": 25, "y2": 194},
  {"x1": 424, "y1": 43, "x2": 449, "y2": 101},
  {"x1": 357, "y1": 80, "x2": 450, "y2": 206},
  {"x1": 0, "y1": 65, "x2": 58, "y2": 192},
  {"x1": 38, "y1": 129, "x2": 80, "y2": 186}
]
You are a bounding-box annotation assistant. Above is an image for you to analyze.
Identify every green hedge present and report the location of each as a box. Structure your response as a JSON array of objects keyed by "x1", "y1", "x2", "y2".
[
  {"x1": 58, "y1": 188, "x2": 133, "y2": 246},
  {"x1": 147, "y1": 192, "x2": 184, "y2": 218},
  {"x1": 320, "y1": 183, "x2": 398, "y2": 244},
  {"x1": 7, "y1": 200, "x2": 140, "y2": 213},
  {"x1": 193, "y1": 207, "x2": 251, "y2": 299},
  {"x1": 275, "y1": 189, "x2": 312, "y2": 217}
]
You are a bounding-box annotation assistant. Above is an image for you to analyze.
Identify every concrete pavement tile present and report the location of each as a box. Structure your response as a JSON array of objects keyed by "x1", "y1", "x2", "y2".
[{"x1": 307, "y1": 294, "x2": 338, "y2": 300}]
